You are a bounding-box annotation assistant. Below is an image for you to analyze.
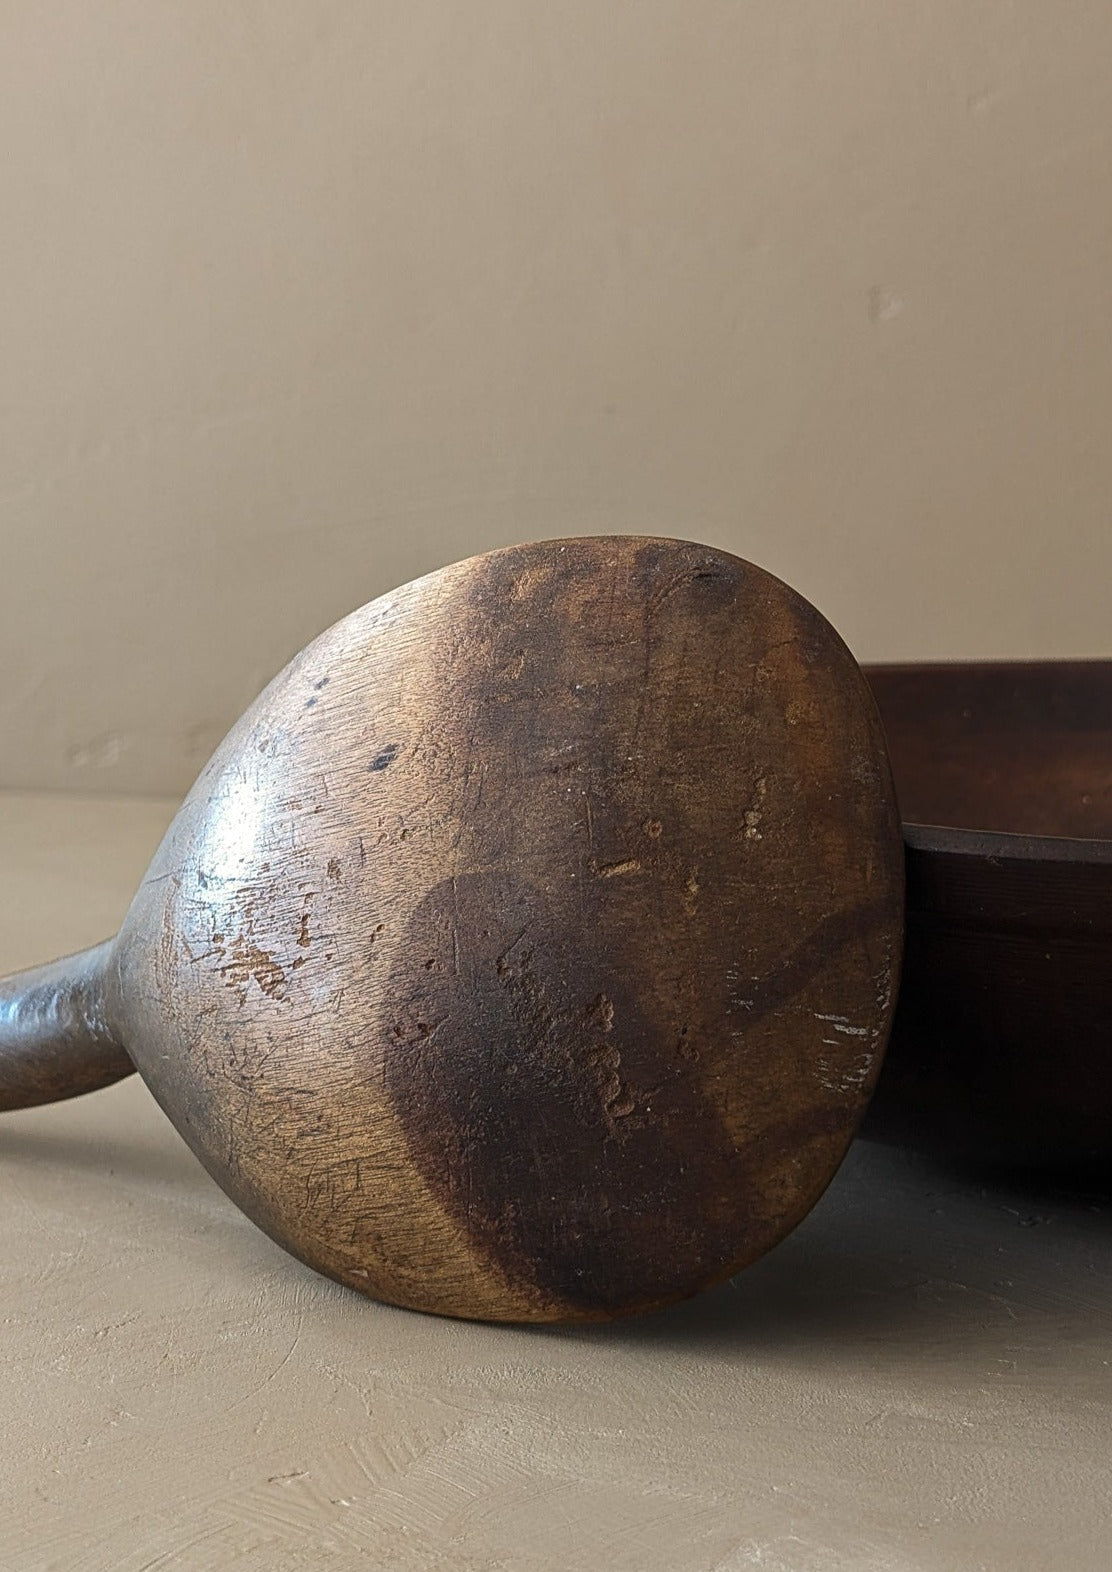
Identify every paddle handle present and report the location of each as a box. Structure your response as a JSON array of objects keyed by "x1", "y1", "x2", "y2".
[{"x1": 0, "y1": 942, "x2": 133, "y2": 1111}]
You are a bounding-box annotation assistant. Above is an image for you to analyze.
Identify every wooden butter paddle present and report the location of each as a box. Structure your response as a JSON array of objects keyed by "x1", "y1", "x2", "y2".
[{"x1": 0, "y1": 537, "x2": 904, "y2": 1322}]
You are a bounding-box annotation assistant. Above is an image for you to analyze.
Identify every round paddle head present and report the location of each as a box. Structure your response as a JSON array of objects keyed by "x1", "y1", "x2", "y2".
[{"x1": 108, "y1": 537, "x2": 903, "y2": 1321}]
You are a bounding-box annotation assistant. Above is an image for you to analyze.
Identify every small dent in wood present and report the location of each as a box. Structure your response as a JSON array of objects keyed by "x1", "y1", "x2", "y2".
[
  {"x1": 219, "y1": 936, "x2": 289, "y2": 1004},
  {"x1": 584, "y1": 993, "x2": 615, "y2": 1033},
  {"x1": 369, "y1": 743, "x2": 401, "y2": 772},
  {"x1": 683, "y1": 871, "x2": 700, "y2": 917}
]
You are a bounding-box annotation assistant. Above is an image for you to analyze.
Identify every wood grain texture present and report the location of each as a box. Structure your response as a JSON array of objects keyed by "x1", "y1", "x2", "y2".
[{"x1": 3, "y1": 539, "x2": 904, "y2": 1321}]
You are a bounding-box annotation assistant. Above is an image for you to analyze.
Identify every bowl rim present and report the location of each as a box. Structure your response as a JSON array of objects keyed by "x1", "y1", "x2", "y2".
[
  {"x1": 863, "y1": 657, "x2": 1112, "y2": 866},
  {"x1": 903, "y1": 821, "x2": 1112, "y2": 866}
]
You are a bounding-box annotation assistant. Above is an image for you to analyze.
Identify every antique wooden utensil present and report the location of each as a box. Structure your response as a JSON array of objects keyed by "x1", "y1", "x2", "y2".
[
  {"x1": 0, "y1": 537, "x2": 904, "y2": 1322},
  {"x1": 863, "y1": 660, "x2": 1112, "y2": 1172}
]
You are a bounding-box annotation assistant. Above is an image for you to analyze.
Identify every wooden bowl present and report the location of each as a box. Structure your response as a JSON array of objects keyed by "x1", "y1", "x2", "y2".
[{"x1": 862, "y1": 661, "x2": 1112, "y2": 1171}]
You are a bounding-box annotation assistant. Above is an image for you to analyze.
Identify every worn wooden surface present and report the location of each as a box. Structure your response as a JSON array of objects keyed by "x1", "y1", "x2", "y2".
[
  {"x1": 3, "y1": 790, "x2": 1110, "y2": 1572},
  {"x1": 1, "y1": 539, "x2": 903, "y2": 1321},
  {"x1": 865, "y1": 661, "x2": 1112, "y2": 1170}
]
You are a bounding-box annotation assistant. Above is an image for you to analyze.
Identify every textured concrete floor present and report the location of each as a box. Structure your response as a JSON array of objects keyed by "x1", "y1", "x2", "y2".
[{"x1": 2, "y1": 792, "x2": 1110, "y2": 1571}]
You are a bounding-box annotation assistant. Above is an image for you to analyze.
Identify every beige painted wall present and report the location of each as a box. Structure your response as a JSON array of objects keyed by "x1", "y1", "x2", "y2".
[{"x1": 2, "y1": 2, "x2": 1110, "y2": 795}]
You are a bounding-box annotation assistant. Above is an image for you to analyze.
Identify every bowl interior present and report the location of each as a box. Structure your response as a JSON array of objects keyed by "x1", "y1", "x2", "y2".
[{"x1": 864, "y1": 661, "x2": 1112, "y2": 841}]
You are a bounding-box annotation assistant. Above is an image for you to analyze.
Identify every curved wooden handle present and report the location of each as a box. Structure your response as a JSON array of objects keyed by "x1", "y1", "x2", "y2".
[{"x1": 0, "y1": 942, "x2": 134, "y2": 1111}]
